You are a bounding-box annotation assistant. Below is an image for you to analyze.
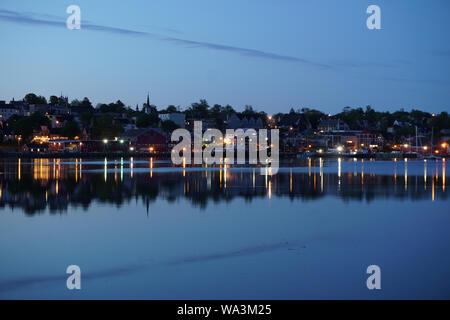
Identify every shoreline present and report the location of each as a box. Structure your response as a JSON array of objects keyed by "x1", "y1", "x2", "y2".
[{"x1": 0, "y1": 151, "x2": 421, "y2": 160}]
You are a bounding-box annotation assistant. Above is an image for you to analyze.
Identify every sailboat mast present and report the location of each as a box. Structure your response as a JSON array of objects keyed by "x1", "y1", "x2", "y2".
[{"x1": 431, "y1": 127, "x2": 434, "y2": 155}]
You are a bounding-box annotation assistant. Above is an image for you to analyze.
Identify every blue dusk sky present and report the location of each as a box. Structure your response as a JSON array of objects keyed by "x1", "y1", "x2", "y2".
[{"x1": 0, "y1": 0, "x2": 449, "y2": 114}]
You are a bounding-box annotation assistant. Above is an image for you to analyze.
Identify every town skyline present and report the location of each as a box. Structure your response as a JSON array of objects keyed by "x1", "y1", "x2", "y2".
[
  {"x1": 1, "y1": 91, "x2": 449, "y2": 115},
  {"x1": 2, "y1": 90, "x2": 449, "y2": 159}
]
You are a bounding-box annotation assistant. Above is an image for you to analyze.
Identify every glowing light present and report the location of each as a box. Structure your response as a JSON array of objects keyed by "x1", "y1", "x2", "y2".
[
  {"x1": 443, "y1": 161, "x2": 446, "y2": 192},
  {"x1": 337, "y1": 146, "x2": 344, "y2": 152},
  {"x1": 338, "y1": 157, "x2": 341, "y2": 178},
  {"x1": 104, "y1": 158, "x2": 108, "y2": 181},
  {"x1": 150, "y1": 157, "x2": 153, "y2": 178},
  {"x1": 290, "y1": 169, "x2": 292, "y2": 193},
  {"x1": 130, "y1": 157, "x2": 134, "y2": 178},
  {"x1": 103, "y1": 139, "x2": 108, "y2": 144},
  {"x1": 424, "y1": 160, "x2": 427, "y2": 187}
]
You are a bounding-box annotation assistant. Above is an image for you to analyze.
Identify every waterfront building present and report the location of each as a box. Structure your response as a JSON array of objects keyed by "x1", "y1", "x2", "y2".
[
  {"x1": 120, "y1": 128, "x2": 167, "y2": 153},
  {"x1": 318, "y1": 118, "x2": 350, "y2": 132}
]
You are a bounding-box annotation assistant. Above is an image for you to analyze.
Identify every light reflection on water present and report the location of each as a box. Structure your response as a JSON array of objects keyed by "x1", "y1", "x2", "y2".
[
  {"x1": 0, "y1": 158, "x2": 447, "y2": 213},
  {"x1": 0, "y1": 158, "x2": 449, "y2": 299}
]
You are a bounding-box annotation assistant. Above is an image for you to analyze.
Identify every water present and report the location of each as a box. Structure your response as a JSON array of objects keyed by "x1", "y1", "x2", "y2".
[{"x1": 0, "y1": 158, "x2": 448, "y2": 299}]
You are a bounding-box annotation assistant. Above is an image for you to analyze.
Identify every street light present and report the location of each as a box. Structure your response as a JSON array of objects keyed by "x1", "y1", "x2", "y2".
[{"x1": 103, "y1": 139, "x2": 108, "y2": 144}]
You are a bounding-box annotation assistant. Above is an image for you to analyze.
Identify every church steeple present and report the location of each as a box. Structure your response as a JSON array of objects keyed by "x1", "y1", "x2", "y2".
[{"x1": 143, "y1": 92, "x2": 151, "y2": 114}]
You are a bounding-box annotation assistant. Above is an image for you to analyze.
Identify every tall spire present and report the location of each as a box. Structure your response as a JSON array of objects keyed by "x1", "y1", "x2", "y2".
[{"x1": 146, "y1": 92, "x2": 150, "y2": 107}]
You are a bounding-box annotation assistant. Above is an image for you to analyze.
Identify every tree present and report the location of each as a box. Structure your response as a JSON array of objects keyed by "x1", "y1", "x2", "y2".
[
  {"x1": 301, "y1": 108, "x2": 325, "y2": 129},
  {"x1": 78, "y1": 112, "x2": 94, "y2": 126},
  {"x1": 61, "y1": 120, "x2": 81, "y2": 139},
  {"x1": 98, "y1": 100, "x2": 127, "y2": 113},
  {"x1": 242, "y1": 105, "x2": 257, "y2": 116},
  {"x1": 189, "y1": 99, "x2": 209, "y2": 118},
  {"x1": 49, "y1": 95, "x2": 59, "y2": 106},
  {"x1": 161, "y1": 120, "x2": 179, "y2": 133},
  {"x1": 7, "y1": 112, "x2": 50, "y2": 141},
  {"x1": 136, "y1": 113, "x2": 159, "y2": 128},
  {"x1": 164, "y1": 105, "x2": 178, "y2": 113},
  {"x1": 80, "y1": 97, "x2": 93, "y2": 109},
  {"x1": 91, "y1": 114, "x2": 123, "y2": 139},
  {"x1": 24, "y1": 93, "x2": 47, "y2": 105},
  {"x1": 430, "y1": 112, "x2": 450, "y2": 138},
  {"x1": 70, "y1": 99, "x2": 81, "y2": 107}
]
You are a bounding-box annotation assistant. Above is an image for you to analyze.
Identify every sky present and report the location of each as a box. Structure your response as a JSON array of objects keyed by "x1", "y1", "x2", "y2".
[{"x1": 0, "y1": 0, "x2": 449, "y2": 114}]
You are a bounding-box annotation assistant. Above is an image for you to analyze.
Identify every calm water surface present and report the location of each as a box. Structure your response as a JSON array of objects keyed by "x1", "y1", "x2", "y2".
[{"x1": 0, "y1": 158, "x2": 448, "y2": 299}]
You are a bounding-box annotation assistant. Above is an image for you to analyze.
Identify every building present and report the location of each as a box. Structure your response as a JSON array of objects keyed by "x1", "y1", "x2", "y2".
[
  {"x1": 120, "y1": 128, "x2": 167, "y2": 153},
  {"x1": 0, "y1": 101, "x2": 20, "y2": 120},
  {"x1": 185, "y1": 118, "x2": 218, "y2": 132},
  {"x1": 142, "y1": 93, "x2": 153, "y2": 114},
  {"x1": 22, "y1": 143, "x2": 49, "y2": 153},
  {"x1": 159, "y1": 113, "x2": 185, "y2": 128},
  {"x1": 358, "y1": 131, "x2": 383, "y2": 149},
  {"x1": 45, "y1": 115, "x2": 65, "y2": 128},
  {"x1": 320, "y1": 131, "x2": 360, "y2": 149},
  {"x1": 318, "y1": 118, "x2": 350, "y2": 132},
  {"x1": 278, "y1": 112, "x2": 310, "y2": 132},
  {"x1": 47, "y1": 105, "x2": 70, "y2": 115},
  {"x1": 226, "y1": 113, "x2": 263, "y2": 130}
]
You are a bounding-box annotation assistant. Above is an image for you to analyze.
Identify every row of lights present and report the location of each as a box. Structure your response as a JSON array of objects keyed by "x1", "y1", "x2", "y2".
[
  {"x1": 402, "y1": 142, "x2": 448, "y2": 150},
  {"x1": 102, "y1": 139, "x2": 155, "y2": 153}
]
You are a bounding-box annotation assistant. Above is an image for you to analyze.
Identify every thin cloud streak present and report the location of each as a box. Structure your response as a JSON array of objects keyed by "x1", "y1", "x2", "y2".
[
  {"x1": 0, "y1": 241, "x2": 297, "y2": 293},
  {"x1": 0, "y1": 8, "x2": 329, "y2": 67}
]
